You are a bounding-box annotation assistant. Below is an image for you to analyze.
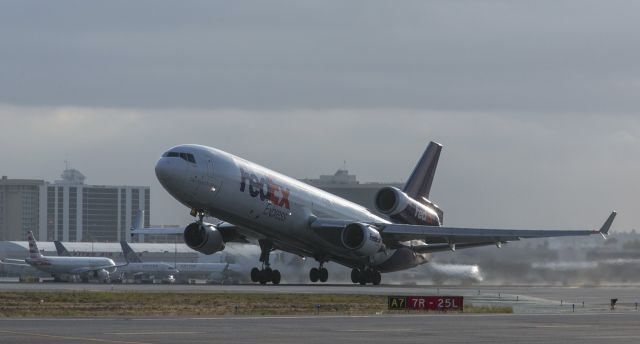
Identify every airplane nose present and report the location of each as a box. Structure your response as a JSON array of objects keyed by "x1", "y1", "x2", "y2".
[{"x1": 155, "y1": 158, "x2": 171, "y2": 184}]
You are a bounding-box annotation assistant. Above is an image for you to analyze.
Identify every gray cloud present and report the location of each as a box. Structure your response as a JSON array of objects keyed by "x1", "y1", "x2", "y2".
[{"x1": 1, "y1": 1, "x2": 640, "y2": 112}]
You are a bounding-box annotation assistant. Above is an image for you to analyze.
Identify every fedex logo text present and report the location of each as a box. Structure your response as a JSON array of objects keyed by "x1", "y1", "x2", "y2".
[{"x1": 240, "y1": 167, "x2": 290, "y2": 210}]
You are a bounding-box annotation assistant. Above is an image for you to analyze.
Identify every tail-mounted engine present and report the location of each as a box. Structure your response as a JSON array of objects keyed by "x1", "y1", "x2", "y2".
[
  {"x1": 375, "y1": 186, "x2": 442, "y2": 226},
  {"x1": 341, "y1": 223, "x2": 384, "y2": 257},
  {"x1": 183, "y1": 222, "x2": 225, "y2": 255}
]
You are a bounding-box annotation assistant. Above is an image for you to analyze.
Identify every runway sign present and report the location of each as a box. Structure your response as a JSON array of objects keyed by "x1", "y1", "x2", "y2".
[{"x1": 388, "y1": 296, "x2": 464, "y2": 311}]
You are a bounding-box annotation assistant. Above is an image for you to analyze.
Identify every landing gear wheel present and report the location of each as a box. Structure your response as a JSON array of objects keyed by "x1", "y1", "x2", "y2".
[
  {"x1": 259, "y1": 270, "x2": 269, "y2": 285},
  {"x1": 372, "y1": 271, "x2": 382, "y2": 285},
  {"x1": 309, "y1": 268, "x2": 320, "y2": 282},
  {"x1": 358, "y1": 270, "x2": 368, "y2": 285},
  {"x1": 351, "y1": 269, "x2": 359, "y2": 284},
  {"x1": 319, "y1": 268, "x2": 328, "y2": 283},
  {"x1": 253, "y1": 240, "x2": 283, "y2": 285},
  {"x1": 272, "y1": 270, "x2": 281, "y2": 285},
  {"x1": 251, "y1": 268, "x2": 260, "y2": 283}
]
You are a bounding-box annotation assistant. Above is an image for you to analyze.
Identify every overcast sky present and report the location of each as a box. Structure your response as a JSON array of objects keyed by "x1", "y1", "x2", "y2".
[{"x1": 1, "y1": 1, "x2": 638, "y2": 232}]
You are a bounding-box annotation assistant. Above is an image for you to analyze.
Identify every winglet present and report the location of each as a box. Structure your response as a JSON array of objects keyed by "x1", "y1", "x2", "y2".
[{"x1": 599, "y1": 211, "x2": 617, "y2": 238}]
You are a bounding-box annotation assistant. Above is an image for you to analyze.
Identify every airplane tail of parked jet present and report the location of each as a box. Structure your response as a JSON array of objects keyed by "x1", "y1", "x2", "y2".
[
  {"x1": 27, "y1": 231, "x2": 42, "y2": 259},
  {"x1": 54, "y1": 241, "x2": 71, "y2": 256},
  {"x1": 120, "y1": 241, "x2": 143, "y2": 263}
]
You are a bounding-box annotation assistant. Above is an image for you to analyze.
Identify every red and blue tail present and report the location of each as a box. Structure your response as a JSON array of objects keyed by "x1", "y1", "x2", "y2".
[{"x1": 27, "y1": 231, "x2": 42, "y2": 258}]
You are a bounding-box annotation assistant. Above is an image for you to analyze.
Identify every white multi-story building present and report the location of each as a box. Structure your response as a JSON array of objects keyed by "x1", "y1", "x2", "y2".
[
  {"x1": 0, "y1": 176, "x2": 44, "y2": 241},
  {"x1": 0, "y1": 169, "x2": 149, "y2": 242}
]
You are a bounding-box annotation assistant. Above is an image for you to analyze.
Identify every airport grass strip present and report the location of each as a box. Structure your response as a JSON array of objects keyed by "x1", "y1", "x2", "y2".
[{"x1": 0, "y1": 291, "x2": 511, "y2": 317}]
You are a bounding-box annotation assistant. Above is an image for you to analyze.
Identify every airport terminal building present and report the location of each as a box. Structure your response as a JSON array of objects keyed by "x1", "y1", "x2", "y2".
[{"x1": 0, "y1": 168, "x2": 150, "y2": 242}]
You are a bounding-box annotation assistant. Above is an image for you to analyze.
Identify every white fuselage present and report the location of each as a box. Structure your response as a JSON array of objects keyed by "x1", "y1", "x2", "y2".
[
  {"x1": 155, "y1": 145, "x2": 424, "y2": 271},
  {"x1": 25, "y1": 256, "x2": 116, "y2": 275},
  {"x1": 172, "y1": 262, "x2": 244, "y2": 281}
]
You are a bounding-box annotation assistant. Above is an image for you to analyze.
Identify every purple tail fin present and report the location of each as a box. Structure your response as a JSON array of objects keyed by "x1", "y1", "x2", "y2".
[{"x1": 403, "y1": 141, "x2": 442, "y2": 200}]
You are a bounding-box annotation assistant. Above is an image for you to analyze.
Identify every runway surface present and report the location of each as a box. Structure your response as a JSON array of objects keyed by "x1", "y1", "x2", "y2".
[
  {"x1": 2, "y1": 282, "x2": 639, "y2": 313},
  {"x1": 2, "y1": 313, "x2": 640, "y2": 344},
  {"x1": 2, "y1": 282, "x2": 640, "y2": 343}
]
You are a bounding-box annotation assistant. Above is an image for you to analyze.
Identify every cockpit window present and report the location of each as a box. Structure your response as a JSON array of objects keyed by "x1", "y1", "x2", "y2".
[{"x1": 163, "y1": 151, "x2": 196, "y2": 163}]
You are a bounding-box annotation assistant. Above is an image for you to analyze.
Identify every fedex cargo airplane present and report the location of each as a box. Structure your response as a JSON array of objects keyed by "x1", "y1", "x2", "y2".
[{"x1": 135, "y1": 142, "x2": 616, "y2": 285}]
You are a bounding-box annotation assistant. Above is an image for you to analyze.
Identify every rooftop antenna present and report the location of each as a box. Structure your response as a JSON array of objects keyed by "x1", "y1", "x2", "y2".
[
  {"x1": 342, "y1": 160, "x2": 347, "y2": 171},
  {"x1": 64, "y1": 160, "x2": 70, "y2": 170}
]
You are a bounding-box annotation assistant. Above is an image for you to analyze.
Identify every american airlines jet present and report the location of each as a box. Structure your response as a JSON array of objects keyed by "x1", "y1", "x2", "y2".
[
  {"x1": 55, "y1": 239, "x2": 179, "y2": 283},
  {"x1": 134, "y1": 142, "x2": 616, "y2": 285},
  {"x1": 1, "y1": 231, "x2": 124, "y2": 282}
]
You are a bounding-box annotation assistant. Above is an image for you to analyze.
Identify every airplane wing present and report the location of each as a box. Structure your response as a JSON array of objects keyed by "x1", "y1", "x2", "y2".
[
  {"x1": 130, "y1": 227, "x2": 184, "y2": 235},
  {"x1": 131, "y1": 222, "x2": 251, "y2": 244},
  {"x1": 69, "y1": 263, "x2": 129, "y2": 275},
  {"x1": 311, "y1": 211, "x2": 616, "y2": 252}
]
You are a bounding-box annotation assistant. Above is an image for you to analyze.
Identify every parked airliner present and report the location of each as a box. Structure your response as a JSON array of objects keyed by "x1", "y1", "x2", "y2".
[
  {"x1": 133, "y1": 142, "x2": 616, "y2": 285},
  {"x1": 121, "y1": 240, "x2": 245, "y2": 284},
  {"x1": 55, "y1": 240, "x2": 179, "y2": 283},
  {"x1": 1, "y1": 231, "x2": 124, "y2": 282}
]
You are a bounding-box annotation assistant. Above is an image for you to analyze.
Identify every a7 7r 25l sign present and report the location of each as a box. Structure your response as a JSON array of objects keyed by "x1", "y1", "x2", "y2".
[{"x1": 388, "y1": 296, "x2": 464, "y2": 311}]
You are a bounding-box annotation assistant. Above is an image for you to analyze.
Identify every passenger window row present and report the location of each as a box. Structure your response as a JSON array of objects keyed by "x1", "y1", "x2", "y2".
[{"x1": 163, "y1": 151, "x2": 196, "y2": 163}]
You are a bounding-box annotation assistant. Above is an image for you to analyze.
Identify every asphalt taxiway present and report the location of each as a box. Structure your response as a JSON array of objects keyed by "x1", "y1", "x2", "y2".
[{"x1": 1, "y1": 313, "x2": 640, "y2": 344}]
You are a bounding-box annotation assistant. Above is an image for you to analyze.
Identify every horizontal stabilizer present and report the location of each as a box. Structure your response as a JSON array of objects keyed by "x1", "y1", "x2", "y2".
[{"x1": 0, "y1": 258, "x2": 29, "y2": 266}]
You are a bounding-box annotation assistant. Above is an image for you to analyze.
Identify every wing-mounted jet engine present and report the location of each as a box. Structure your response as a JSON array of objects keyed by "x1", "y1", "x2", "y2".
[
  {"x1": 95, "y1": 269, "x2": 110, "y2": 283},
  {"x1": 183, "y1": 222, "x2": 225, "y2": 255},
  {"x1": 341, "y1": 223, "x2": 384, "y2": 256}
]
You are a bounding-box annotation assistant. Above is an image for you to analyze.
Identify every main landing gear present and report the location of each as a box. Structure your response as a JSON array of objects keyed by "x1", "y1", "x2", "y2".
[
  {"x1": 309, "y1": 263, "x2": 328, "y2": 283},
  {"x1": 251, "y1": 240, "x2": 281, "y2": 285},
  {"x1": 351, "y1": 268, "x2": 381, "y2": 285}
]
